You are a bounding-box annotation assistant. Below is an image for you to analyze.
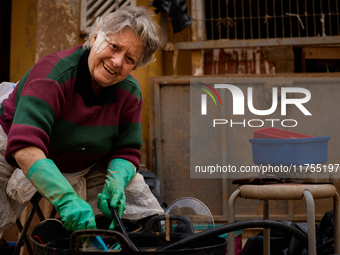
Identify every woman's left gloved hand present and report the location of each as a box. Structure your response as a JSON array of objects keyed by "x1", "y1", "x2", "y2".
[{"x1": 97, "y1": 158, "x2": 136, "y2": 229}]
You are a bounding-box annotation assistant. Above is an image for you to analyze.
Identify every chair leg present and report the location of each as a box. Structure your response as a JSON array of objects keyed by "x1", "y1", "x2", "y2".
[
  {"x1": 14, "y1": 207, "x2": 35, "y2": 255},
  {"x1": 263, "y1": 200, "x2": 270, "y2": 255},
  {"x1": 333, "y1": 192, "x2": 340, "y2": 254},
  {"x1": 227, "y1": 189, "x2": 240, "y2": 255},
  {"x1": 303, "y1": 189, "x2": 316, "y2": 255},
  {"x1": 30, "y1": 193, "x2": 45, "y2": 222}
]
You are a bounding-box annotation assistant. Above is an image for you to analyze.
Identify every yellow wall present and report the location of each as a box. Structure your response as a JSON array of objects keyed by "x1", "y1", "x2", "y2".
[
  {"x1": 10, "y1": 0, "x2": 37, "y2": 83},
  {"x1": 133, "y1": 0, "x2": 163, "y2": 167}
]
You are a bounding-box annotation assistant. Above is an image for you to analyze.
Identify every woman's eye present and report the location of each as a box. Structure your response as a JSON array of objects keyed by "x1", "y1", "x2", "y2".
[{"x1": 111, "y1": 44, "x2": 118, "y2": 49}]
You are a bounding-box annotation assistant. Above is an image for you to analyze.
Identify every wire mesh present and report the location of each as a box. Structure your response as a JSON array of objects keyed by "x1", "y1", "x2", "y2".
[{"x1": 204, "y1": 0, "x2": 340, "y2": 41}]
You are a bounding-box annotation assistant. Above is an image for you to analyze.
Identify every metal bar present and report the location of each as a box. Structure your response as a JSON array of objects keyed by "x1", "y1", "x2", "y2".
[
  {"x1": 242, "y1": 0, "x2": 245, "y2": 39},
  {"x1": 210, "y1": 0, "x2": 214, "y2": 40},
  {"x1": 305, "y1": 0, "x2": 308, "y2": 36},
  {"x1": 312, "y1": 0, "x2": 316, "y2": 36},
  {"x1": 334, "y1": 192, "x2": 340, "y2": 254},
  {"x1": 249, "y1": 0, "x2": 253, "y2": 39},
  {"x1": 289, "y1": 0, "x2": 292, "y2": 37},
  {"x1": 49, "y1": 206, "x2": 57, "y2": 218},
  {"x1": 175, "y1": 36, "x2": 340, "y2": 50},
  {"x1": 335, "y1": 0, "x2": 340, "y2": 35},
  {"x1": 297, "y1": 0, "x2": 301, "y2": 36},
  {"x1": 273, "y1": 0, "x2": 277, "y2": 38},
  {"x1": 281, "y1": 0, "x2": 285, "y2": 38},
  {"x1": 303, "y1": 190, "x2": 316, "y2": 255},
  {"x1": 263, "y1": 200, "x2": 270, "y2": 255},
  {"x1": 227, "y1": 189, "x2": 241, "y2": 255},
  {"x1": 328, "y1": 0, "x2": 332, "y2": 36},
  {"x1": 257, "y1": 0, "x2": 261, "y2": 38},
  {"x1": 233, "y1": 0, "x2": 237, "y2": 39},
  {"x1": 226, "y1": 0, "x2": 229, "y2": 38},
  {"x1": 30, "y1": 193, "x2": 45, "y2": 222},
  {"x1": 320, "y1": 0, "x2": 324, "y2": 37},
  {"x1": 14, "y1": 207, "x2": 35, "y2": 255},
  {"x1": 218, "y1": 0, "x2": 221, "y2": 39},
  {"x1": 265, "y1": 0, "x2": 269, "y2": 38}
]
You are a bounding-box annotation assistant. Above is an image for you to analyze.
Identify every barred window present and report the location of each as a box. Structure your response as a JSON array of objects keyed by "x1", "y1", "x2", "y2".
[
  {"x1": 80, "y1": 0, "x2": 136, "y2": 33},
  {"x1": 204, "y1": 0, "x2": 340, "y2": 40}
]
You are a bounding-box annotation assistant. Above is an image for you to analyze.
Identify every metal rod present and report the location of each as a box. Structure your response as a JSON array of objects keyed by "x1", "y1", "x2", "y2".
[
  {"x1": 334, "y1": 192, "x2": 340, "y2": 254},
  {"x1": 273, "y1": 0, "x2": 277, "y2": 38},
  {"x1": 14, "y1": 207, "x2": 36, "y2": 255},
  {"x1": 305, "y1": 0, "x2": 308, "y2": 36},
  {"x1": 241, "y1": 0, "x2": 245, "y2": 39},
  {"x1": 257, "y1": 0, "x2": 261, "y2": 38},
  {"x1": 226, "y1": 0, "x2": 229, "y2": 38},
  {"x1": 263, "y1": 200, "x2": 270, "y2": 255},
  {"x1": 303, "y1": 190, "x2": 317, "y2": 255},
  {"x1": 30, "y1": 193, "x2": 45, "y2": 222},
  {"x1": 233, "y1": 0, "x2": 237, "y2": 39},
  {"x1": 265, "y1": 0, "x2": 269, "y2": 38},
  {"x1": 312, "y1": 0, "x2": 316, "y2": 36},
  {"x1": 328, "y1": 0, "x2": 332, "y2": 36},
  {"x1": 297, "y1": 0, "x2": 301, "y2": 36},
  {"x1": 210, "y1": 0, "x2": 214, "y2": 40},
  {"x1": 218, "y1": 0, "x2": 221, "y2": 39},
  {"x1": 289, "y1": 0, "x2": 292, "y2": 37},
  {"x1": 281, "y1": 0, "x2": 285, "y2": 37},
  {"x1": 335, "y1": 0, "x2": 340, "y2": 35}
]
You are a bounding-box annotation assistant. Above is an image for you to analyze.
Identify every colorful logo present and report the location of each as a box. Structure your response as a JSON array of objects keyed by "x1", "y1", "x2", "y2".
[{"x1": 196, "y1": 82, "x2": 222, "y2": 115}]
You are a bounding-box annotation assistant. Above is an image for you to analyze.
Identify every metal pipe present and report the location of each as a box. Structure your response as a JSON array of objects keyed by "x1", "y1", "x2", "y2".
[
  {"x1": 227, "y1": 189, "x2": 240, "y2": 255},
  {"x1": 263, "y1": 200, "x2": 270, "y2": 255},
  {"x1": 303, "y1": 189, "x2": 316, "y2": 255}
]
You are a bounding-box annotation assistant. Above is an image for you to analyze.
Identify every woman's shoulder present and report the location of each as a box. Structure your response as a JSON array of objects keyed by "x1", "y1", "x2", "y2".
[
  {"x1": 117, "y1": 74, "x2": 142, "y2": 99},
  {"x1": 34, "y1": 45, "x2": 85, "y2": 84}
]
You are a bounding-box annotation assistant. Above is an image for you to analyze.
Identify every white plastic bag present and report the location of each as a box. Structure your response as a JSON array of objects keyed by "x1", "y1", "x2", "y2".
[
  {"x1": 0, "y1": 82, "x2": 15, "y2": 103},
  {"x1": 123, "y1": 173, "x2": 164, "y2": 220},
  {"x1": 6, "y1": 168, "x2": 36, "y2": 204}
]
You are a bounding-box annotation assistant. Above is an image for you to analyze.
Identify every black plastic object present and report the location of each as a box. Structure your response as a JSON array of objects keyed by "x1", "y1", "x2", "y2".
[
  {"x1": 157, "y1": 219, "x2": 308, "y2": 251},
  {"x1": 29, "y1": 216, "x2": 227, "y2": 254},
  {"x1": 128, "y1": 214, "x2": 227, "y2": 254},
  {"x1": 29, "y1": 217, "x2": 140, "y2": 254},
  {"x1": 0, "y1": 242, "x2": 16, "y2": 255},
  {"x1": 152, "y1": 0, "x2": 193, "y2": 33}
]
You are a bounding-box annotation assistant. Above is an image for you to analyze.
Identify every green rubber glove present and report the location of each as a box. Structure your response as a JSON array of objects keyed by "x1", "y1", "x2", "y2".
[
  {"x1": 97, "y1": 158, "x2": 136, "y2": 230},
  {"x1": 27, "y1": 159, "x2": 96, "y2": 232}
]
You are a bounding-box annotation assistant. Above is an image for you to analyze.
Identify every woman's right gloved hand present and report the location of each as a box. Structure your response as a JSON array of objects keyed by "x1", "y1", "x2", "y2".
[{"x1": 26, "y1": 158, "x2": 96, "y2": 232}]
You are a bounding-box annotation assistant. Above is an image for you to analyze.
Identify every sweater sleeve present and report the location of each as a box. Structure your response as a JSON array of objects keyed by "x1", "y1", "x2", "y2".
[
  {"x1": 5, "y1": 78, "x2": 66, "y2": 166},
  {"x1": 108, "y1": 80, "x2": 143, "y2": 170}
]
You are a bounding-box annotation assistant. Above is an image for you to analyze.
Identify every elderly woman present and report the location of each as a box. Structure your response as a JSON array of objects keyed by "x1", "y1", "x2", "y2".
[{"x1": 0, "y1": 6, "x2": 162, "y2": 237}]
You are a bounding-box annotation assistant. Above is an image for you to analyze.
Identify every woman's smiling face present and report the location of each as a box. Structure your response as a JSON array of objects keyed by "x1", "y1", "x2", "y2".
[{"x1": 88, "y1": 28, "x2": 145, "y2": 88}]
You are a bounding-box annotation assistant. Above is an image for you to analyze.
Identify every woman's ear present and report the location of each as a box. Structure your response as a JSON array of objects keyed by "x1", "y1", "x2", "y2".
[{"x1": 90, "y1": 37, "x2": 97, "y2": 48}]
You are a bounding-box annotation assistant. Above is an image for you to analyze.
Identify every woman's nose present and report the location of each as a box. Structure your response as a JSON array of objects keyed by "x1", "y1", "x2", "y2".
[{"x1": 111, "y1": 53, "x2": 123, "y2": 67}]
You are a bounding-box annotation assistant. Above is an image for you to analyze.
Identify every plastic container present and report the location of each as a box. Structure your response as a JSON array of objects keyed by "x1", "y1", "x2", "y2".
[
  {"x1": 0, "y1": 242, "x2": 16, "y2": 255},
  {"x1": 253, "y1": 127, "x2": 315, "y2": 139},
  {"x1": 249, "y1": 136, "x2": 330, "y2": 165}
]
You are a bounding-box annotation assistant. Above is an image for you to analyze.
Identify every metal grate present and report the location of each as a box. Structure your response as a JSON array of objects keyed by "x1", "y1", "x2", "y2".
[
  {"x1": 204, "y1": 0, "x2": 340, "y2": 40},
  {"x1": 80, "y1": 0, "x2": 136, "y2": 32}
]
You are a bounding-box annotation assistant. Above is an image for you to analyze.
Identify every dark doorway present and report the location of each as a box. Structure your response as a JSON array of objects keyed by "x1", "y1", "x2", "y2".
[{"x1": 0, "y1": 0, "x2": 12, "y2": 82}]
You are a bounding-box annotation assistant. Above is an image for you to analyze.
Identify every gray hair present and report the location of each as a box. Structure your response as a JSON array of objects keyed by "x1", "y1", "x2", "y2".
[{"x1": 83, "y1": 6, "x2": 161, "y2": 68}]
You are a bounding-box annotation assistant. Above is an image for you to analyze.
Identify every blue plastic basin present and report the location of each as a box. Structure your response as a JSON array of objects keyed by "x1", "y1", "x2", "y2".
[{"x1": 249, "y1": 136, "x2": 330, "y2": 165}]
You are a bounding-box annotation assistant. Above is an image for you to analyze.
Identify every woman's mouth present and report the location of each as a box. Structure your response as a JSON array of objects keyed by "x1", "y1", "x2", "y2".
[{"x1": 103, "y1": 63, "x2": 116, "y2": 74}]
